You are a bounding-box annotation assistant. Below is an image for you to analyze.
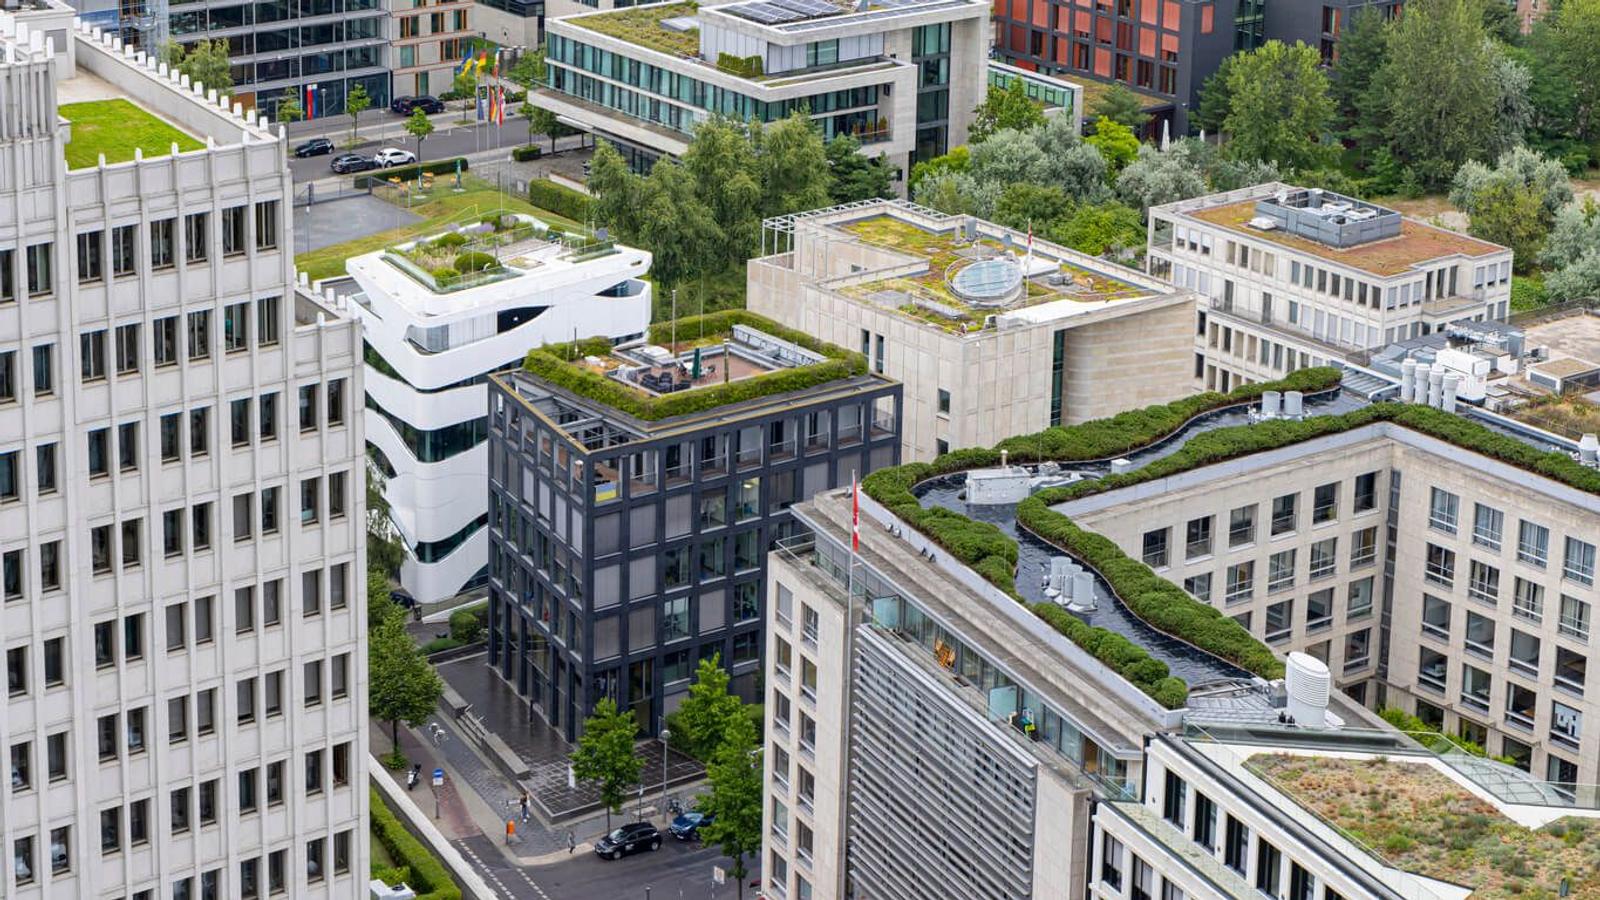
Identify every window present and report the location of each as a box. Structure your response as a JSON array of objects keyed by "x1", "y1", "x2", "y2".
[
  {"x1": 1473, "y1": 503, "x2": 1503, "y2": 550},
  {"x1": 1350, "y1": 526, "x2": 1377, "y2": 568},
  {"x1": 1223, "y1": 815, "x2": 1249, "y2": 874},
  {"x1": 118, "y1": 421, "x2": 138, "y2": 472},
  {"x1": 1309, "y1": 538, "x2": 1337, "y2": 580},
  {"x1": 328, "y1": 471, "x2": 347, "y2": 519},
  {"x1": 1560, "y1": 594, "x2": 1592, "y2": 642},
  {"x1": 0, "y1": 351, "x2": 13, "y2": 402},
  {"x1": 261, "y1": 486, "x2": 279, "y2": 534},
  {"x1": 1192, "y1": 791, "x2": 1217, "y2": 850},
  {"x1": 1422, "y1": 593, "x2": 1451, "y2": 639},
  {"x1": 306, "y1": 748, "x2": 324, "y2": 793},
  {"x1": 166, "y1": 603, "x2": 187, "y2": 652},
  {"x1": 332, "y1": 654, "x2": 349, "y2": 699},
  {"x1": 307, "y1": 836, "x2": 325, "y2": 882},
  {"x1": 1100, "y1": 833, "x2": 1123, "y2": 889},
  {"x1": 230, "y1": 398, "x2": 252, "y2": 448},
  {"x1": 301, "y1": 477, "x2": 319, "y2": 525},
  {"x1": 25, "y1": 243, "x2": 51, "y2": 295},
  {"x1": 1184, "y1": 573, "x2": 1212, "y2": 602},
  {"x1": 1266, "y1": 599, "x2": 1294, "y2": 642},
  {"x1": 31, "y1": 344, "x2": 52, "y2": 396},
  {"x1": 333, "y1": 741, "x2": 350, "y2": 785},
  {"x1": 1513, "y1": 577, "x2": 1545, "y2": 624},
  {"x1": 299, "y1": 384, "x2": 319, "y2": 432},
  {"x1": 187, "y1": 310, "x2": 211, "y2": 361},
  {"x1": 1162, "y1": 769, "x2": 1187, "y2": 826},
  {"x1": 1462, "y1": 664, "x2": 1492, "y2": 711},
  {"x1": 1312, "y1": 482, "x2": 1338, "y2": 522},
  {"x1": 113, "y1": 323, "x2": 139, "y2": 376},
  {"x1": 111, "y1": 224, "x2": 136, "y2": 276},
  {"x1": 80, "y1": 329, "x2": 107, "y2": 382},
  {"x1": 237, "y1": 677, "x2": 256, "y2": 724},
  {"x1": 39, "y1": 541, "x2": 59, "y2": 591},
  {"x1": 185, "y1": 212, "x2": 209, "y2": 263},
  {"x1": 330, "y1": 564, "x2": 348, "y2": 611},
  {"x1": 153, "y1": 316, "x2": 178, "y2": 367},
  {"x1": 1353, "y1": 471, "x2": 1378, "y2": 512},
  {"x1": 1304, "y1": 587, "x2": 1333, "y2": 632},
  {"x1": 99, "y1": 807, "x2": 121, "y2": 853},
  {"x1": 1255, "y1": 838, "x2": 1281, "y2": 895},
  {"x1": 328, "y1": 378, "x2": 345, "y2": 425},
  {"x1": 172, "y1": 786, "x2": 191, "y2": 834},
  {"x1": 257, "y1": 296, "x2": 280, "y2": 346},
  {"x1": 255, "y1": 200, "x2": 280, "y2": 250},
  {"x1": 1564, "y1": 536, "x2": 1595, "y2": 586},
  {"x1": 303, "y1": 569, "x2": 322, "y2": 617},
  {"x1": 224, "y1": 302, "x2": 249, "y2": 352},
  {"x1": 1429, "y1": 487, "x2": 1459, "y2": 533},
  {"x1": 936, "y1": 388, "x2": 950, "y2": 414},
  {"x1": 199, "y1": 779, "x2": 218, "y2": 824},
  {"x1": 197, "y1": 689, "x2": 215, "y2": 735},
  {"x1": 150, "y1": 218, "x2": 176, "y2": 268},
  {"x1": 1268, "y1": 549, "x2": 1296, "y2": 592},
  {"x1": 168, "y1": 696, "x2": 188, "y2": 744},
  {"x1": 1425, "y1": 543, "x2": 1456, "y2": 588},
  {"x1": 222, "y1": 206, "x2": 247, "y2": 255},
  {"x1": 1185, "y1": 516, "x2": 1212, "y2": 558},
  {"x1": 1345, "y1": 627, "x2": 1372, "y2": 670},
  {"x1": 0, "y1": 452, "x2": 15, "y2": 501},
  {"x1": 265, "y1": 671, "x2": 283, "y2": 718},
  {"x1": 13, "y1": 835, "x2": 33, "y2": 885},
  {"x1": 1228, "y1": 504, "x2": 1256, "y2": 547},
  {"x1": 42, "y1": 638, "x2": 61, "y2": 686},
  {"x1": 260, "y1": 393, "x2": 278, "y2": 440},
  {"x1": 1270, "y1": 493, "x2": 1297, "y2": 535},
  {"x1": 1142, "y1": 527, "x2": 1169, "y2": 567},
  {"x1": 6, "y1": 648, "x2": 24, "y2": 696},
  {"x1": 1519, "y1": 520, "x2": 1549, "y2": 567},
  {"x1": 1347, "y1": 577, "x2": 1374, "y2": 619},
  {"x1": 190, "y1": 407, "x2": 209, "y2": 456},
  {"x1": 1466, "y1": 610, "x2": 1496, "y2": 658},
  {"x1": 1225, "y1": 561, "x2": 1253, "y2": 603}
]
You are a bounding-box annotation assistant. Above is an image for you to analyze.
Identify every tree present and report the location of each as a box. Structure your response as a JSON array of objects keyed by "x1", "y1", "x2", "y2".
[
  {"x1": 1329, "y1": 6, "x2": 1390, "y2": 161},
  {"x1": 1193, "y1": 55, "x2": 1238, "y2": 135},
  {"x1": 1221, "y1": 40, "x2": 1335, "y2": 170},
  {"x1": 1541, "y1": 198, "x2": 1600, "y2": 269},
  {"x1": 507, "y1": 50, "x2": 546, "y2": 89},
  {"x1": 1047, "y1": 201, "x2": 1144, "y2": 256},
  {"x1": 1449, "y1": 146, "x2": 1572, "y2": 223},
  {"x1": 970, "y1": 77, "x2": 1046, "y2": 143},
  {"x1": 345, "y1": 83, "x2": 371, "y2": 145},
  {"x1": 1085, "y1": 118, "x2": 1139, "y2": 173},
  {"x1": 161, "y1": 39, "x2": 233, "y2": 94},
  {"x1": 666, "y1": 654, "x2": 745, "y2": 760},
  {"x1": 569, "y1": 698, "x2": 641, "y2": 831},
  {"x1": 404, "y1": 107, "x2": 435, "y2": 161},
  {"x1": 1546, "y1": 0, "x2": 1600, "y2": 144},
  {"x1": 1465, "y1": 180, "x2": 1552, "y2": 271},
  {"x1": 633, "y1": 159, "x2": 724, "y2": 288},
  {"x1": 1090, "y1": 83, "x2": 1151, "y2": 133},
  {"x1": 1378, "y1": 0, "x2": 1498, "y2": 186},
  {"x1": 1488, "y1": 50, "x2": 1533, "y2": 159},
  {"x1": 683, "y1": 117, "x2": 762, "y2": 269},
  {"x1": 1482, "y1": 0, "x2": 1521, "y2": 42},
  {"x1": 755, "y1": 113, "x2": 832, "y2": 219},
  {"x1": 365, "y1": 456, "x2": 405, "y2": 578},
  {"x1": 525, "y1": 103, "x2": 560, "y2": 152},
  {"x1": 1545, "y1": 248, "x2": 1600, "y2": 301},
  {"x1": 275, "y1": 94, "x2": 305, "y2": 125},
  {"x1": 908, "y1": 144, "x2": 969, "y2": 194},
  {"x1": 826, "y1": 134, "x2": 894, "y2": 203},
  {"x1": 586, "y1": 139, "x2": 638, "y2": 236},
  {"x1": 697, "y1": 712, "x2": 762, "y2": 900},
  {"x1": 993, "y1": 183, "x2": 1074, "y2": 232},
  {"x1": 968, "y1": 127, "x2": 1051, "y2": 186},
  {"x1": 368, "y1": 616, "x2": 444, "y2": 766},
  {"x1": 1115, "y1": 140, "x2": 1209, "y2": 215},
  {"x1": 367, "y1": 565, "x2": 404, "y2": 632}
]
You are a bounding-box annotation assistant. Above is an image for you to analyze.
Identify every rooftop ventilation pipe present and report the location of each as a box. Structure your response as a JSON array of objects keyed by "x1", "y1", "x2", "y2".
[
  {"x1": 1442, "y1": 373, "x2": 1461, "y2": 414},
  {"x1": 1285, "y1": 652, "x2": 1331, "y2": 728},
  {"x1": 1400, "y1": 359, "x2": 1418, "y2": 403},
  {"x1": 1260, "y1": 390, "x2": 1281, "y2": 419},
  {"x1": 1283, "y1": 391, "x2": 1304, "y2": 419},
  {"x1": 1581, "y1": 434, "x2": 1599, "y2": 467}
]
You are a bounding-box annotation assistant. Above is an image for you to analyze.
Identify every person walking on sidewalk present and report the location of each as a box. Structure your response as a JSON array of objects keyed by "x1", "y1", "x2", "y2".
[
  {"x1": 518, "y1": 789, "x2": 531, "y2": 824},
  {"x1": 566, "y1": 830, "x2": 576, "y2": 854}
]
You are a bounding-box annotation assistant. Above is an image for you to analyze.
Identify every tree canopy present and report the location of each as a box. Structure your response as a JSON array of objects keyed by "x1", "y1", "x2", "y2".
[
  {"x1": 1375, "y1": 0, "x2": 1500, "y2": 187},
  {"x1": 1220, "y1": 40, "x2": 1335, "y2": 171},
  {"x1": 368, "y1": 614, "x2": 444, "y2": 761},
  {"x1": 1089, "y1": 83, "x2": 1151, "y2": 132},
  {"x1": 161, "y1": 39, "x2": 233, "y2": 94},
  {"x1": 971, "y1": 78, "x2": 1047, "y2": 143},
  {"x1": 825, "y1": 134, "x2": 895, "y2": 203},
  {"x1": 569, "y1": 698, "x2": 642, "y2": 830},
  {"x1": 697, "y1": 712, "x2": 763, "y2": 900},
  {"x1": 665, "y1": 654, "x2": 746, "y2": 760}
]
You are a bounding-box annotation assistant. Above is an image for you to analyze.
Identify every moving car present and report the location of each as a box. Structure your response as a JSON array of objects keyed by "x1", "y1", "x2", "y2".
[
  {"x1": 593, "y1": 822, "x2": 661, "y2": 860},
  {"x1": 293, "y1": 137, "x2": 334, "y2": 158},
  {"x1": 330, "y1": 153, "x2": 378, "y2": 174},
  {"x1": 391, "y1": 95, "x2": 446, "y2": 115},
  {"x1": 667, "y1": 810, "x2": 714, "y2": 841},
  {"x1": 373, "y1": 147, "x2": 417, "y2": 167}
]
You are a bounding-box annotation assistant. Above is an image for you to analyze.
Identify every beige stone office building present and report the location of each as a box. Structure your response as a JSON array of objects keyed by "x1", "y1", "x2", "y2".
[
  {"x1": 748, "y1": 199, "x2": 1198, "y2": 462},
  {"x1": 1147, "y1": 184, "x2": 1513, "y2": 392}
]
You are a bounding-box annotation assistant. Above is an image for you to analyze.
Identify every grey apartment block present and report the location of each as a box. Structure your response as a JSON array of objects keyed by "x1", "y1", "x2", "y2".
[{"x1": 484, "y1": 368, "x2": 900, "y2": 740}]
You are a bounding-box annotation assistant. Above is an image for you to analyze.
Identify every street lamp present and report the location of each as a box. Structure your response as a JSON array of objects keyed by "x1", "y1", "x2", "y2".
[{"x1": 659, "y1": 728, "x2": 672, "y2": 820}]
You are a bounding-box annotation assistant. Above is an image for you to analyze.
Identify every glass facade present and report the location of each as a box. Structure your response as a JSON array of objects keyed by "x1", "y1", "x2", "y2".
[{"x1": 911, "y1": 23, "x2": 951, "y2": 164}]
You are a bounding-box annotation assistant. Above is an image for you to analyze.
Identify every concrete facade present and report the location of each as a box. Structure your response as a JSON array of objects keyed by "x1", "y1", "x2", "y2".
[
  {"x1": 0, "y1": 13, "x2": 367, "y2": 898},
  {"x1": 748, "y1": 200, "x2": 1198, "y2": 462}
]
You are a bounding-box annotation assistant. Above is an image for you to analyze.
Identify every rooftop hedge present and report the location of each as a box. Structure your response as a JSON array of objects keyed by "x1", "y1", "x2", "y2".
[
  {"x1": 860, "y1": 368, "x2": 1343, "y2": 708},
  {"x1": 523, "y1": 310, "x2": 867, "y2": 421}
]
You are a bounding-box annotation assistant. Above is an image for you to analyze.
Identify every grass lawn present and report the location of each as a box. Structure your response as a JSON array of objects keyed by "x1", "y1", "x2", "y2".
[
  {"x1": 59, "y1": 99, "x2": 204, "y2": 169},
  {"x1": 294, "y1": 176, "x2": 589, "y2": 282}
]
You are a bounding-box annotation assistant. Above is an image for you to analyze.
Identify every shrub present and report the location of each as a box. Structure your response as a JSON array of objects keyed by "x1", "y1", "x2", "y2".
[
  {"x1": 369, "y1": 786, "x2": 463, "y2": 900},
  {"x1": 429, "y1": 266, "x2": 459, "y2": 280},
  {"x1": 372, "y1": 865, "x2": 412, "y2": 887},
  {"x1": 512, "y1": 145, "x2": 542, "y2": 162},
  {"x1": 449, "y1": 606, "x2": 485, "y2": 643},
  {"x1": 715, "y1": 52, "x2": 763, "y2": 77},
  {"x1": 433, "y1": 232, "x2": 468, "y2": 249},
  {"x1": 528, "y1": 178, "x2": 591, "y2": 223},
  {"x1": 453, "y1": 251, "x2": 497, "y2": 272},
  {"x1": 421, "y1": 637, "x2": 464, "y2": 655}
]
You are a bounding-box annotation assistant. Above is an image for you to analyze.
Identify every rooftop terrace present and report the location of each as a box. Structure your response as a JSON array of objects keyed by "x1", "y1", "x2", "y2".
[
  {"x1": 379, "y1": 210, "x2": 616, "y2": 294},
  {"x1": 831, "y1": 213, "x2": 1152, "y2": 333},
  {"x1": 572, "y1": 1, "x2": 700, "y2": 56},
  {"x1": 1185, "y1": 195, "x2": 1504, "y2": 277},
  {"x1": 1250, "y1": 753, "x2": 1600, "y2": 898}
]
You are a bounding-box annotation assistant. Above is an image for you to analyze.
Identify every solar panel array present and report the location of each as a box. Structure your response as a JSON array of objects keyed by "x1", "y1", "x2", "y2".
[{"x1": 729, "y1": 0, "x2": 845, "y2": 24}]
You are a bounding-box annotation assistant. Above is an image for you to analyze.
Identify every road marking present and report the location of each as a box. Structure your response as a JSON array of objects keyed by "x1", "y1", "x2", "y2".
[{"x1": 456, "y1": 840, "x2": 553, "y2": 900}]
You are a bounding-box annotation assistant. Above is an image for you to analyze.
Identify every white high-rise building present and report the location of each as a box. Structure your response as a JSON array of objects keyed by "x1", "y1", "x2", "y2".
[
  {"x1": 0, "y1": 8, "x2": 368, "y2": 898},
  {"x1": 349, "y1": 225, "x2": 652, "y2": 605}
]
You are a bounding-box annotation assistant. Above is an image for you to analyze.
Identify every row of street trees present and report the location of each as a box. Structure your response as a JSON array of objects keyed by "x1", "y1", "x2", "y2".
[{"x1": 570, "y1": 656, "x2": 763, "y2": 897}]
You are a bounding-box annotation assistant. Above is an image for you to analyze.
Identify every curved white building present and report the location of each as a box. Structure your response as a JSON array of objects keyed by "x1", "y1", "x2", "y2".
[{"x1": 348, "y1": 217, "x2": 652, "y2": 603}]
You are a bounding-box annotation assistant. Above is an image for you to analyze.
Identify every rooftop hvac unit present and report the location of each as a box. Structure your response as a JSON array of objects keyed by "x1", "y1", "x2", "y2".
[{"x1": 1284, "y1": 652, "x2": 1331, "y2": 728}]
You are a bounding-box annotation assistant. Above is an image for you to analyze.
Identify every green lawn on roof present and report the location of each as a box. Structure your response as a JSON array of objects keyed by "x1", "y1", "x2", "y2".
[{"x1": 59, "y1": 99, "x2": 204, "y2": 170}]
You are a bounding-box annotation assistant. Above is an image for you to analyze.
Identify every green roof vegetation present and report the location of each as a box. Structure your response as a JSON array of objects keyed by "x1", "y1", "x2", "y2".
[
  {"x1": 522, "y1": 310, "x2": 867, "y2": 421},
  {"x1": 1249, "y1": 754, "x2": 1600, "y2": 899},
  {"x1": 59, "y1": 99, "x2": 204, "y2": 169},
  {"x1": 575, "y1": 2, "x2": 700, "y2": 57},
  {"x1": 861, "y1": 367, "x2": 1341, "y2": 708}
]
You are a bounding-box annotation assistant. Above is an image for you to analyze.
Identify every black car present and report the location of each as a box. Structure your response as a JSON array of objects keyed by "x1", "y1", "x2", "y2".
[
  {"x1": 667, "y1": 811, "x2": 714, "y2": 841},
  {"x1": 391, "y1": 95, "x2": 445, "y2": 116},
  {"x1": 293, "y1": 137, "x2": 334, "y2": 158},
  {"x1": 330, "y1": 153, "x2": 378, "y2": 174},
  {"x1": 593, "y1": 823, "x2": 661, "y2": 860}
]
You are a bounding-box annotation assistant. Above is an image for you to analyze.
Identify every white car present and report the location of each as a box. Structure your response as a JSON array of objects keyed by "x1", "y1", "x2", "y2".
[{"x1": 373, "y1": 147, "x2": 417, "y2": 167}]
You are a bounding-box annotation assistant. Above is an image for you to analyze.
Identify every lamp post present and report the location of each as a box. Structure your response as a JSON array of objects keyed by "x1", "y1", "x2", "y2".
[{"x1": 659, "y1": 728, "x2": 672, "y2": 820}]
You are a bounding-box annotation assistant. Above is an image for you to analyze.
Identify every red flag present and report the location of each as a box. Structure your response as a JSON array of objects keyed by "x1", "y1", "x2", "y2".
[{"x1": 852, "y1": 474, "x2": 860, "y2": 552}]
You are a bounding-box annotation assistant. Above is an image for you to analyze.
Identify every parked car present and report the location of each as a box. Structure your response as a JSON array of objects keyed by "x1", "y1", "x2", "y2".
[
  {"x1": 373, "y1": 147, "x2": 417, "y2": 167},
  {"x1": 293, "y1": 137, "x2": 334, "y2": 158},
  {"x1": 667, "y1": 810, "x2": 714, "y2": 841},
  {"x1": 330, "y1": 153, "x2": 378, "y2": 174},
  {"x1": 391, "y1": 95, "x2": 445, "y2": 115},
  {"x1": 593, "y1": 823, "x2": 661, "y2": 860}
]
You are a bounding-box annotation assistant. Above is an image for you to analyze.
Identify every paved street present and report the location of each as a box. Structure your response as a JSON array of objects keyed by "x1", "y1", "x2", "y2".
[
  {"x1": 287, "y1": 116, "x2": 589, "y2": 183},
  {"x1": 534, "y1": 836, "x2": 736, "y2": 900}
]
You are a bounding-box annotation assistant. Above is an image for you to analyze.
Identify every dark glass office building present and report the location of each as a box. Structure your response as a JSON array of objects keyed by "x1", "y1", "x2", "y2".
[{"x1": 483, "y1": 343, "x2": 900, "y2": 740}]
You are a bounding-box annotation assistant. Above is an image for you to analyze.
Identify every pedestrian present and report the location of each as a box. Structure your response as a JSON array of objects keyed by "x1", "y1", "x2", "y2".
[
  {"x1": 407, "y1": 764, "x2": 420, "y2": 792},
  {"x1": 519, "y1": 788, "x2": 530, "y2": 824},
  {"x1": 566, "y1": 830, "x2": 576, "y2": 854},
  {"x1": 505, "y1": 819, "x2": 516, "y2": 845}
]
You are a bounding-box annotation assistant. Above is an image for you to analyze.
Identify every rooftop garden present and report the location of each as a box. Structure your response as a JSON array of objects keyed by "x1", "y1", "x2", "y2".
[
  {"x1": 1505, "y1": 394, "x2": 1600, "y2": 441},
  {"x1": 59, "y1": 99, "x2": 204, "y2": 169},
  {"x1": 385, "y1": 211, "x2": 611, "y2": 292},
  {"x1": 862, "y1": 367, "x2": 1342, "y2": 708},
  {"x1": 523, "y1": 310, "x2": 866, "y2": 421},
  {"x1": 839, "y1": 215, "x2": 1147, "y2": 332},
  {"x1": 575, "y1": 1, "x2": 701, "y2": 57},
  {"x1": 1249, "y1": 754, "x2": 1600, "y2": 898}
]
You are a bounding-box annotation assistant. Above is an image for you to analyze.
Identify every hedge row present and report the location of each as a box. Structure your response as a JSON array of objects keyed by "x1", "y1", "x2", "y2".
[
  {"x1": 355, "y1": 156, "x2": 469, "y2": 189},
  {"x1": 859, "y1": 369, "x2": 1342, "y2": 708},
  {"x1": 524, "y1": 311, "x2": 867, "y2": 421},
  {"x1": 1377, "y1": 707, "x2": 1514, "y2": 762},
  {"x1": 528, "y1": 178, "x2": 591, "y2": 223},
  {"x1": 369, "y1": 786, "x2": 462, "y2": 900}
]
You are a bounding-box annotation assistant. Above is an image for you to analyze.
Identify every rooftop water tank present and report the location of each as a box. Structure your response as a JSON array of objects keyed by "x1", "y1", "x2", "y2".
[{"x1": 1285, "y1": 652, "x2": 1331, "y2": 728}]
